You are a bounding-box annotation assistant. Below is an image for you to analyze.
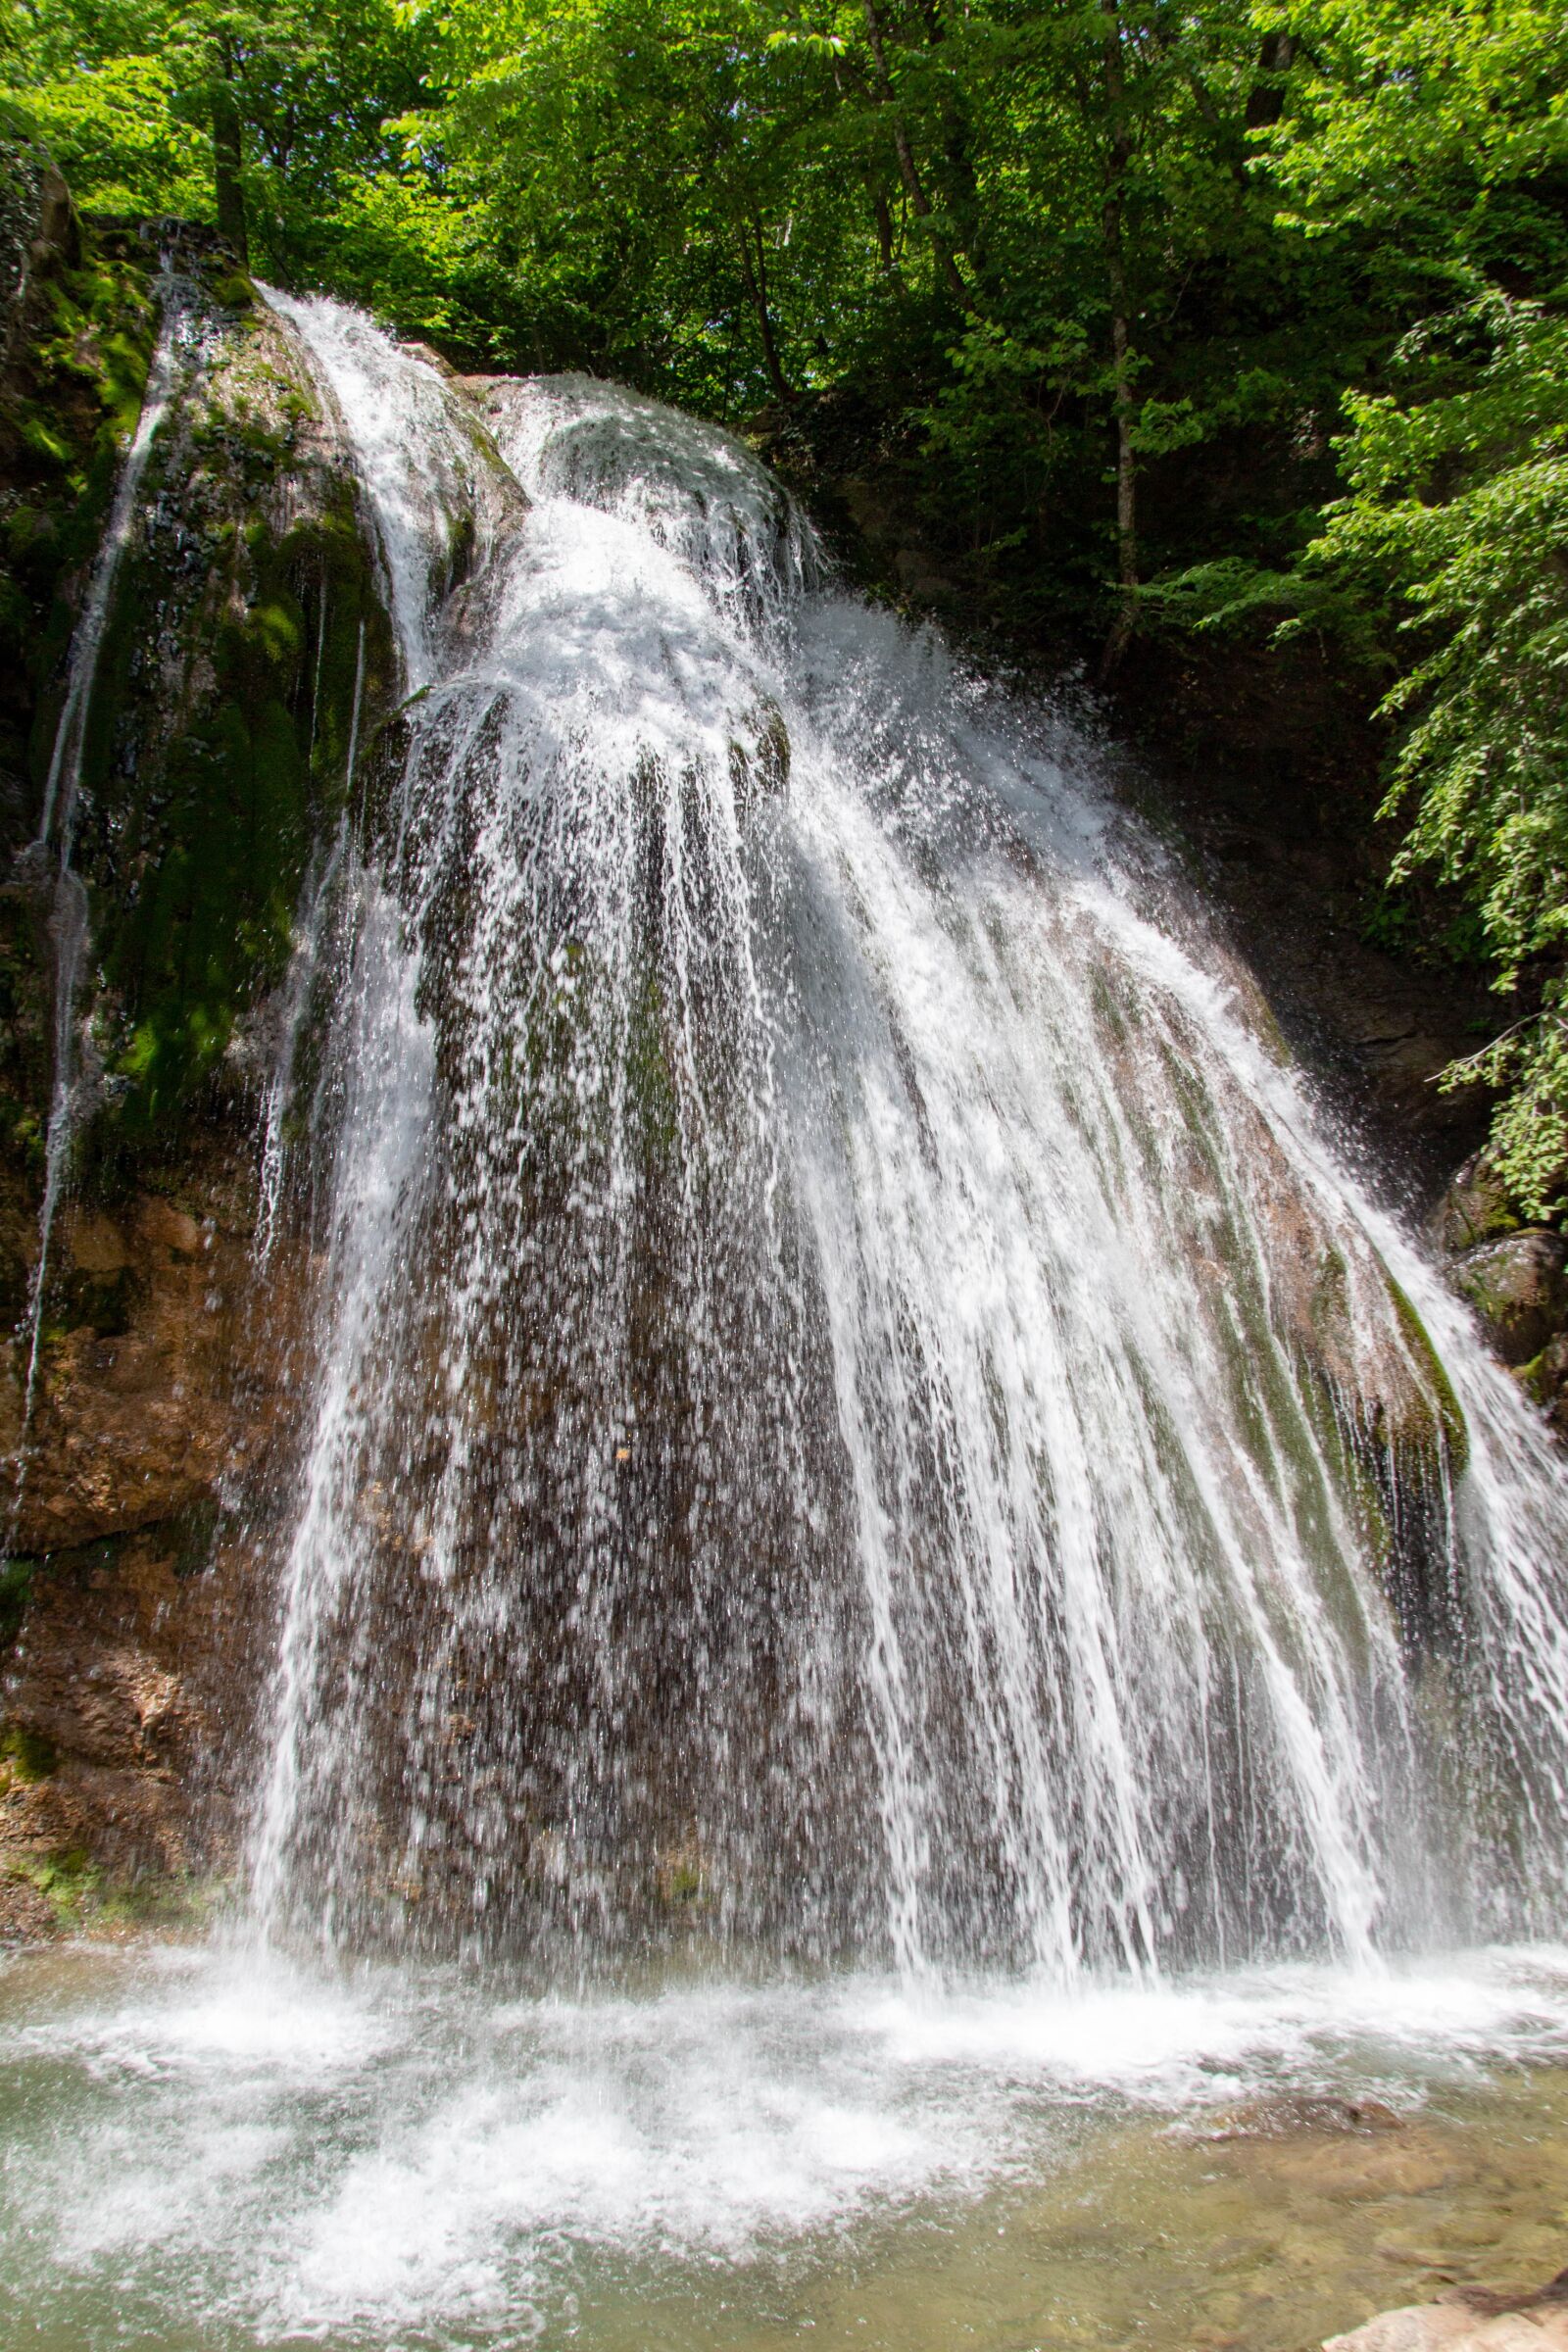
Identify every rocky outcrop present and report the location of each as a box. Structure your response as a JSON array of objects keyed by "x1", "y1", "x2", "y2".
[
  {"x1": 53, "y1": 274, "x2": 394, "y2": 1140},
  {"x1": 4, "y1": 1166, "x2": 262, "y2": 1555},
  {"x1": 1449, "y1": 1233, "x2": 1568, "y2": 1371},
  {"x1": 0, "y1": 149, "x2": 393, "y2": 1935},
  {"x1": 0, "y1": 1139, "x2": 313, "y2": 1933},
  {"x1": 1431, "y1": 1152, "x2": 1568, "y2": 1435}
]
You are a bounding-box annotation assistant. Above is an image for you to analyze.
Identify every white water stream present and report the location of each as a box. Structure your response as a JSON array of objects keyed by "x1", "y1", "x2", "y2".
[{"x1": 244, "y1": 295, "x2": 1568, "y2": 1980}]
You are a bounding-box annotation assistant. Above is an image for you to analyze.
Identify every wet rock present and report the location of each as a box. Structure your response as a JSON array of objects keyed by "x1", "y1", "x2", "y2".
[
  {"x1": 401, "y1": 337, "x2": 459, "y2": 379},
  {"x1": 0, "y1": 1512, "x2": 246, "y2": 1921},
  {"x1": 0, "y1": 1184, "x2": 247, "y2": 1552},
  {"x1": 0, "y1": 123, "x2": 81, "y2": 374},
  {"x1": 1204, "y1": 2092, "x2": 1405, "y2": 2140},
  {"x1": 730, "y1": 698, "x2": 791, "y2": 815},
  {"x1": 1327, "y1": 2274, "x2": 1568, "y2": 2352},
  {"x1": 1431, "y1": 1153, "x2": 1522, "y2": 1255},
  {"x1": 1427, "y1": 1154, "x2": 1568, "y2": 1435},
  {"x1": 0, "y1": 1867, "x2": 55, "y2": 1941},
  {"x1": 1450, "y1": 1232, "x2": 1568, "y2": 1368},
  {"x1": 0, "y1": 1137, "x2": 313, "y2": 1931}
]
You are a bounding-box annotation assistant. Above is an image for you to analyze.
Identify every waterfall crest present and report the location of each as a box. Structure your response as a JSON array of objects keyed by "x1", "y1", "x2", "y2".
[{"x1": 246, "y1": 292, "x2": 1568, "y2": 1980}]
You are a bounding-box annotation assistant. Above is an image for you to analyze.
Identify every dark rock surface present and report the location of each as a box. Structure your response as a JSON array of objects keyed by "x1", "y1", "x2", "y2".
[{"x1": 0, "y1": 155, "x2": 392, "y2": 1932}]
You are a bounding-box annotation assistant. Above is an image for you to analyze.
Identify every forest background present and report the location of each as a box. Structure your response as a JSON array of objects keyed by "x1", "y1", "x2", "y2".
[{"x1": 2, "y1": 0, "x2": 1565, "y2": 1210}]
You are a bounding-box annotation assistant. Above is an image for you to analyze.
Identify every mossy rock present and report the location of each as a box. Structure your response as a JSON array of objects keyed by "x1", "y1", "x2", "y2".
[
  {"x1": 1449, "y1": 1232, "x2": 1568, "y2": 1371},
  {"x1": 4, "y1": 151, "x2": 396, "y2": 1202},
  {"x1": 1431, "y1": 1151, "x2": 1523, "y2": 1256},
  {"x1": 0, "y1": 1717, "x2": 57, "y2": 1783},
  {"x1": 1384, "y1": 1276, "x2": 1469, "y2": 1480},
  {"x1": 46, "y1": 277, "x2": 395, "y2": 1158},
  {"x1": 3, "y1": 1843, "x2": 220, "y2": 1935}
]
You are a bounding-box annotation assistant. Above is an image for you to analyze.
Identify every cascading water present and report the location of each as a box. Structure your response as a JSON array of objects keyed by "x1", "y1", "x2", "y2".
[
  {"x1": 15, "y1": 287, "x2": 1568, "y2": 2352},
  {"x1": 243, "y1": 294, "x2": 1568, "y2": 1982}
]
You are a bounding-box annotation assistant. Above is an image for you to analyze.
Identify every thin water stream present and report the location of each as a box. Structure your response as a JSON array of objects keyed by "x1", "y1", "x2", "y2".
[{"x1": 11, "y1": 274, "x2": 191, "y2": 1486}]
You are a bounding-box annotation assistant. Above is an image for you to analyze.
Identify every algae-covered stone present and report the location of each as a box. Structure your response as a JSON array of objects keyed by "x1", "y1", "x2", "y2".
[
  {"x1": 1384, "y1": 1276, "x2": 1468, "y2": 1478},
  {"x1": 60, "y1": 276, "x2": 395, "y2": 1147},
  {"x1": 1430, "y1": 1152, "x2": 1523, "y2": 1256},
  {"x1": 1450, "y1": 1232, "x2": 1568, "y2": 1369}
]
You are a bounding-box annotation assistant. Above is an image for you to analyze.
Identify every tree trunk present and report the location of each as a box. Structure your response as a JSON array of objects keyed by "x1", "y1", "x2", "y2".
[
  {"x1": 1102, "y1": 260, "x2": 1138, "y2": 676},
  {"x1": 859, "y1": 0, "x2": 976, "y2": 313},
  {"x1": 1098, "y1": 0, "x2": 1138, "y2": 677},
  {"x1": 870, "y1": 181, "x2": 901, "y2": 279},
  {"x1": 1245, "y1": 30, "x2": 1296, "y2": 131},
  {"x1": 212, "y1": 41, "x2": 249, "y2": 269},
  {"x1": 736, "y1": 218, "x2": 795, "y2": 406}
]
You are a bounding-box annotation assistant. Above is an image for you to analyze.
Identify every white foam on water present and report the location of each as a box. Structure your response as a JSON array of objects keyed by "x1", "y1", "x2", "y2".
[{"x1": 6, "y1": 1942, "x2": 1568, "y2": 2344}]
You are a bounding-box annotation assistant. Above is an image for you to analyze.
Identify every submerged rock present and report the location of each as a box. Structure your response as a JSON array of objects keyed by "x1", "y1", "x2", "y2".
[{"x1": 1202, "y1": 2091, "x2": 1405, "y2": 2140}]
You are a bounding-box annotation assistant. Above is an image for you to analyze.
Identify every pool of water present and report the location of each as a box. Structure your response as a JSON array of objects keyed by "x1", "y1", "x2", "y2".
[{"x1": 5, "y1": 1940, "x2": 1568, "y2": 2350}]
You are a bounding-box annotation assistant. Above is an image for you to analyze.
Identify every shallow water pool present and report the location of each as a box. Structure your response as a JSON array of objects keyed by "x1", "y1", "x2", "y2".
[{"x1": 5, "y1": 1940, "x2": 1568, "y2": 2350}]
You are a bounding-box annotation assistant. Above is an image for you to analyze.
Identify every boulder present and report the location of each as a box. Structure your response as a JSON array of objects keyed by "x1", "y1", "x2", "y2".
[
  {"x1": 1431, "y1": 1152, "x2": 1522, "y2": 1256},
  {"x1": 1450, "y1": 1232, "x2": 1568, "y2": 1367},
  {"x1": 1327, "y1": 2274, "x2": 1568, "y2": 2352}
]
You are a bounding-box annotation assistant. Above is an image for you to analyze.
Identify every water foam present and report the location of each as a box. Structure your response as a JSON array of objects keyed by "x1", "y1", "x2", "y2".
[{"x1": 6, "y1": 1942, "x2": 1568, "y2": 2344}]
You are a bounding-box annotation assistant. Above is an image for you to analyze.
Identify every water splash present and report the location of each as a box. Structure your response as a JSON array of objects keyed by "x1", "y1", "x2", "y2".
[
  {"x1": 243, "y1": 294, "x2": 1568, "y2": 1981},
  {"x1": 8, "y1": 1938, "x2": 1568, "y2": 2348}
]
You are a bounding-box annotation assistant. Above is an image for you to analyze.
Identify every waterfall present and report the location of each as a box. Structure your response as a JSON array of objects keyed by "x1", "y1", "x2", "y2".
[{"x1": 244, "y1": 292, "x2": 1568, "y2": 1982}]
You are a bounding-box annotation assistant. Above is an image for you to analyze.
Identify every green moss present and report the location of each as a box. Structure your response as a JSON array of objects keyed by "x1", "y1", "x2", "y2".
[
  {"x1": 0, "y1": 1558, "x2": 37, "y2": 1649},
  {"x1": 10, "y1": 1845, "x2": 98, "y2": 1927},
  {"x1": 208, "y1": 270, "x2": 256, "y2": 313},
  {"x1": 5, "y1": 1845, "x2": 219, "y2": 1934},
  {"x1": 1, "y1": 198, "x2": 393, "y2": 1183},
  {"x1": 72, "y1": 428, "x2": 391, "y2": 1148},
  {"x1": 0, "y1": 1720, "x2": 58, "y2": 1782},
  {"x1": 1386, "y1": 1275, "x2": 1470, "y2": 1481}
]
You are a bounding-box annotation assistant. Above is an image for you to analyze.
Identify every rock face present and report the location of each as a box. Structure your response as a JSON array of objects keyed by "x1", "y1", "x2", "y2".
[
  {"x1": 4, "y1": 1189, "x2": 243, "y2": 1553},
  {"x1": 0, "y1": 143, "x2": 1557, "y2": 1946},
  {"x1": 0, "y1": 1141, "x2": 312, "y2": 1932},
  {"x1": 1432, "y1": 1156, "x2": 1523, "y2": 1256},
  {"x1": 1449, "y1": 1232, "x2": 1568, "y2": 1369},
  {"x1": 0, "y1": 150, "x2": 390, "y2": 1934}
]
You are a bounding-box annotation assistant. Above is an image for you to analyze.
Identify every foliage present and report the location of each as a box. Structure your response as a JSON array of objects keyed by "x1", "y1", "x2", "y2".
[
  {"x1": 1265, "y1": 0, "x2": 1568, "y2": 1209},
  {"x1": 2, "y1": 0, "x2": 1567, "y2": 1207},
  {"x1": 1338, "y1": 323, "x2": 1568, "y2": 1214}
]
